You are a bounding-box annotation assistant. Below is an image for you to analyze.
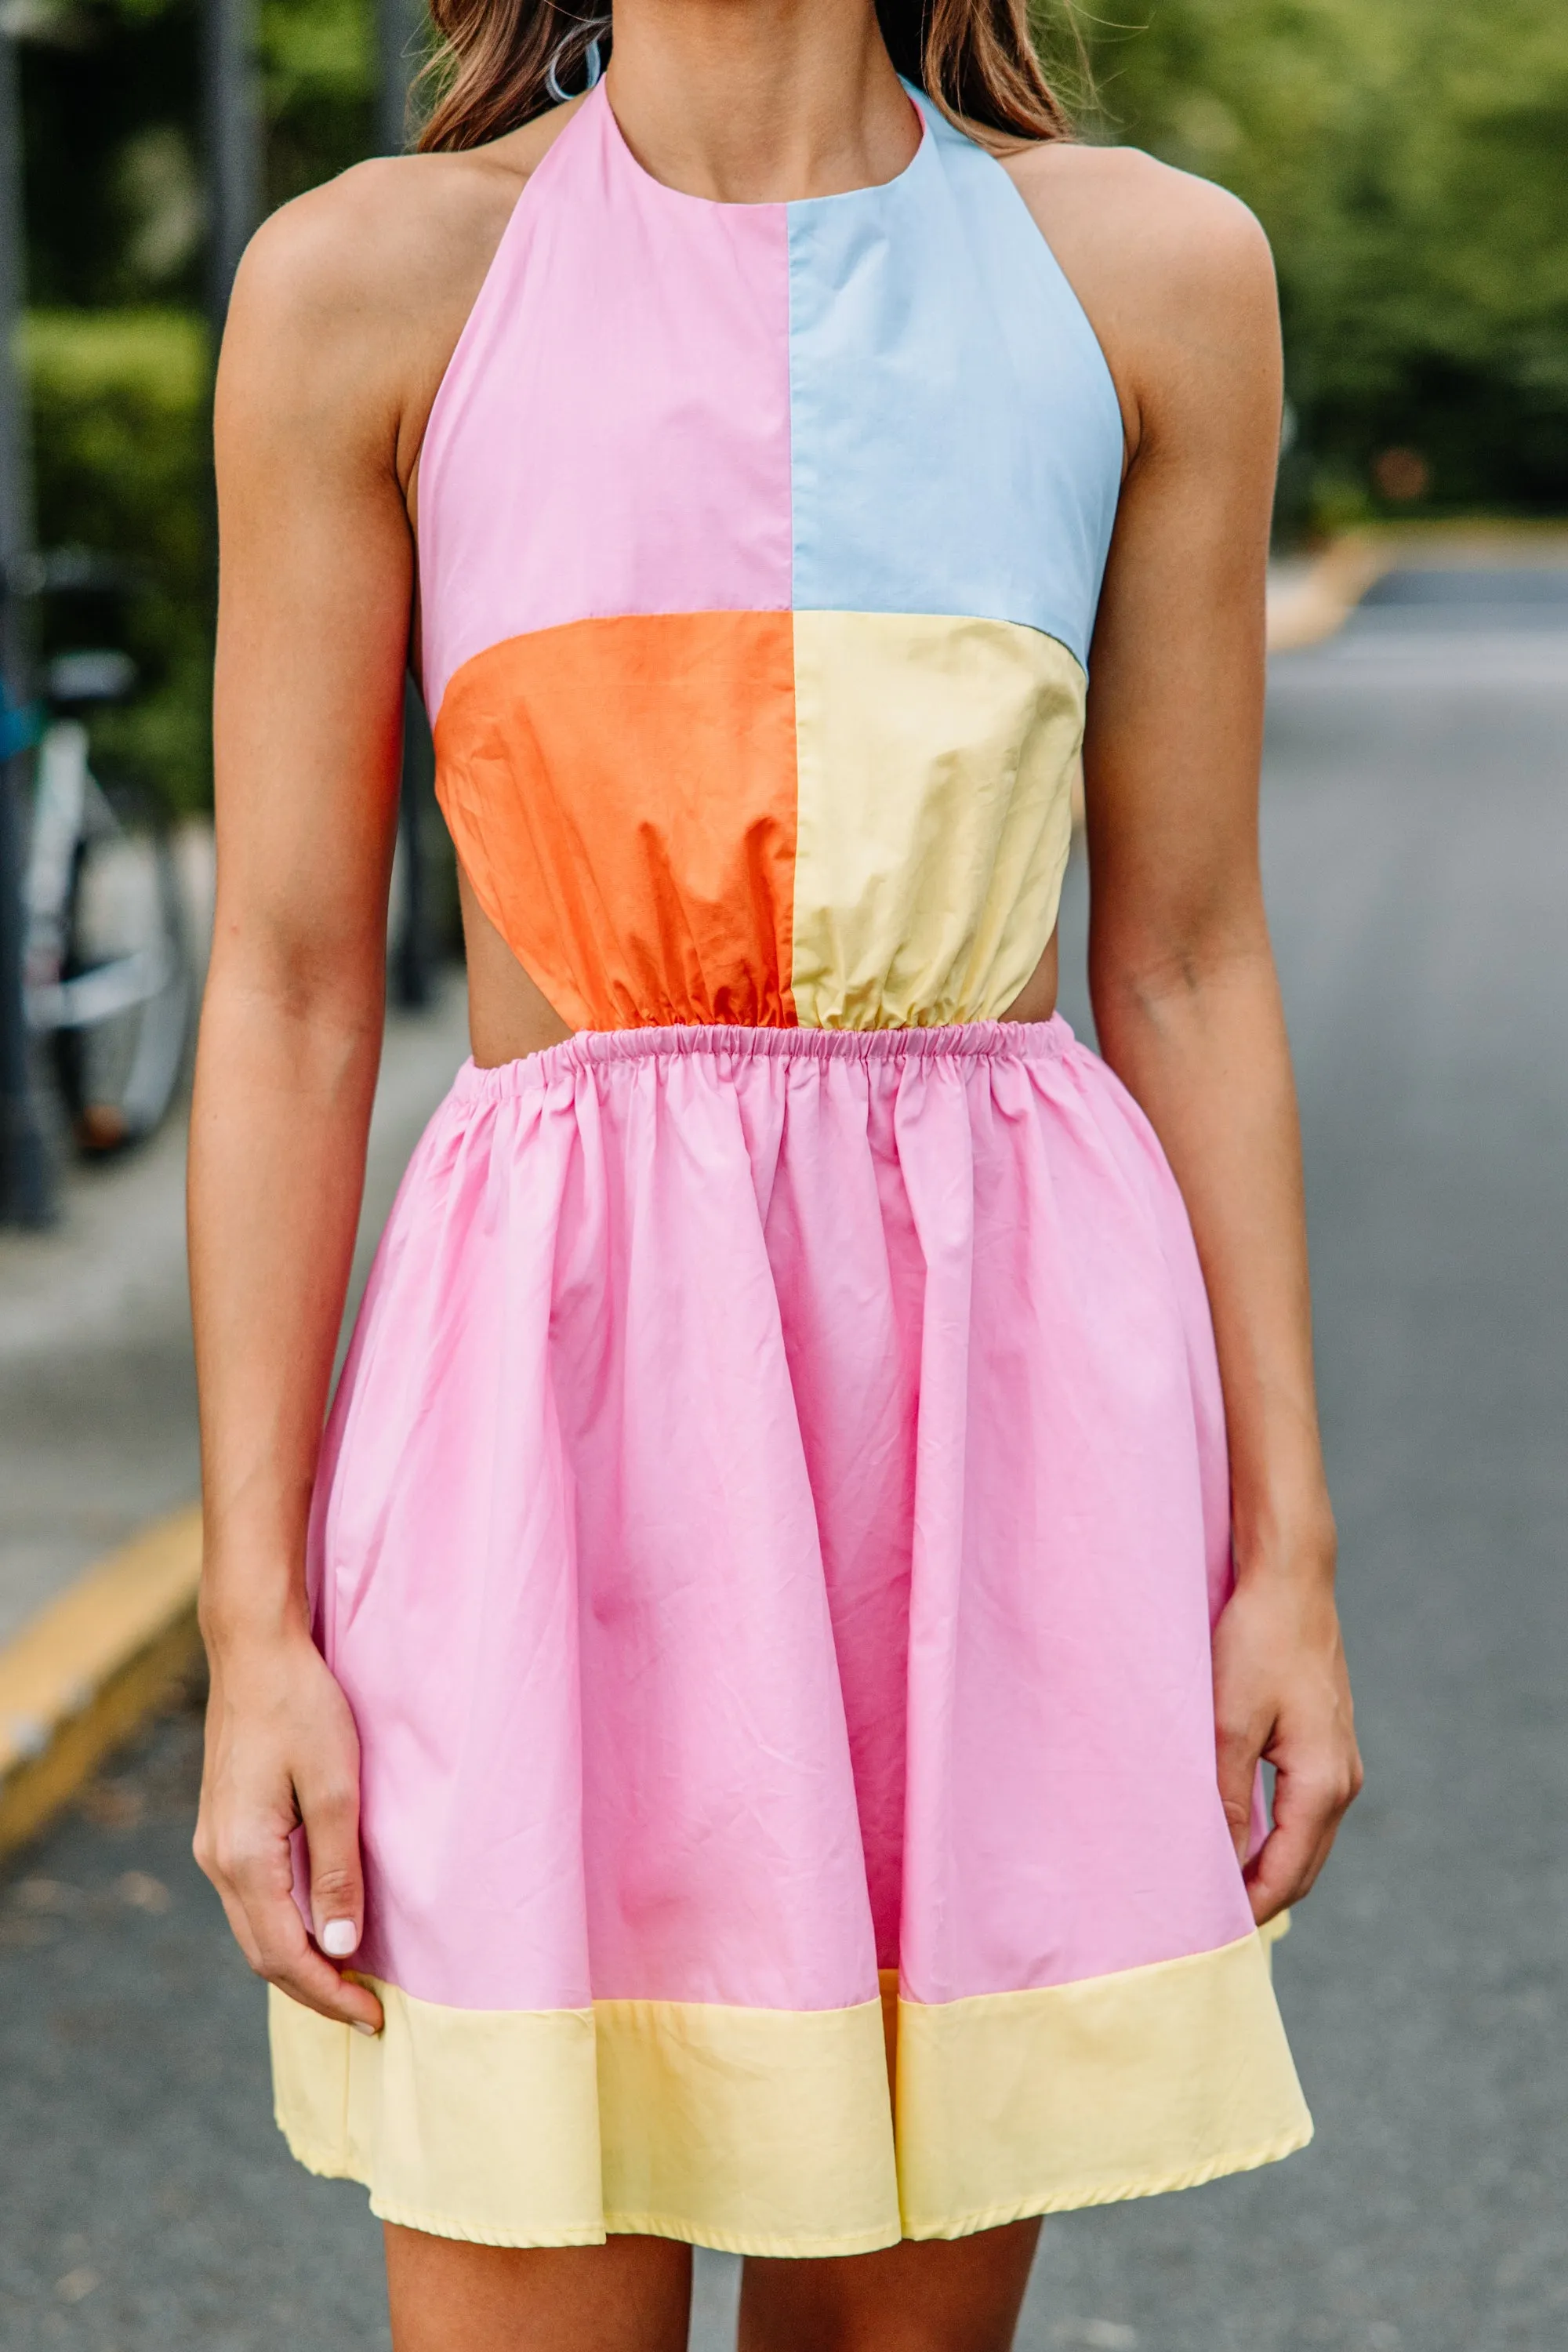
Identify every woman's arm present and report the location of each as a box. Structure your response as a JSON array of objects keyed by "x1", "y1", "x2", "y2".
[
  {"x1": 1016, "y1": 148, "x2": 1363, "y2": 1918},
  {"x1": 189, "y1": 166, "x2": 452, "y2": 2030}
]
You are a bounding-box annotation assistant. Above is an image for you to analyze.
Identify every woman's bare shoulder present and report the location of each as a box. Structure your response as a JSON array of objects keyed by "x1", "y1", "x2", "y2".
[
  {"x1": 218, "y1": 102, "x2": 582, "y2": 473},
  {"x1": 1000, "y1": 141, "x2": 1278, "y2": 444},
  {"x1": 1005, "y1": 140, "x2": 1273, "y2": 314}
]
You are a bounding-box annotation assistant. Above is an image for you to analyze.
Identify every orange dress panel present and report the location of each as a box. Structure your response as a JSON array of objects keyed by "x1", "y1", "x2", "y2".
[{"x1": 434, "y1": 611, "x2": 800, "y2": 1031}]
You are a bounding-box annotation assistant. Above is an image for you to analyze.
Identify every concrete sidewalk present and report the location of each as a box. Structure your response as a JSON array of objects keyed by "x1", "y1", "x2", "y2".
[{"x1": 0, "y1": 974, "x2": 474, "y2": 1653}]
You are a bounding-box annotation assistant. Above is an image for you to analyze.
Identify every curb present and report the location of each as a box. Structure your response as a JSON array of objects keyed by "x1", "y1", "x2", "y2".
[
  {"x1": 0, "y1": 1504, "x2": 204, "y2": 1861},
  {"x1": 1267, "y1": 533, "x2": 1393, "y2": 652},
  {"x1": 1266, "y1": 520, "x2": 1568, "y2": 655}
]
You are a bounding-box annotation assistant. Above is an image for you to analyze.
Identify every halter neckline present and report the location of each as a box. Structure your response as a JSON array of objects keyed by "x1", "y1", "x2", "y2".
[{"x1": 591, "y1": 78, "x2": 932, "y2": 215}]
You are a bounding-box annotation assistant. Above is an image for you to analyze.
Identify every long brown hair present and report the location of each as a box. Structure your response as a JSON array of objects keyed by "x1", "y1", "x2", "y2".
[{"x1": 416, "y1": 1, "x2": 1072, "y2": 158}]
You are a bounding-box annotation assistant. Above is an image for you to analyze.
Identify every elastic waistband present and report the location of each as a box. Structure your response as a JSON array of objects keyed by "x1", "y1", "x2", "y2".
[{"x1": 452, "y1": 1016, "x2": 1074, "y2": 1101}]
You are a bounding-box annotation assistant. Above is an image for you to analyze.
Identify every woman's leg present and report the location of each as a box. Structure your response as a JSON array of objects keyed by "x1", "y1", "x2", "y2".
[
  {"x1": 739, "y1": 2220, "x2": 1041, "y2": 2352},
  {"x1": 383, "y1": 2225, "x2": 692, "y2": 2352}
]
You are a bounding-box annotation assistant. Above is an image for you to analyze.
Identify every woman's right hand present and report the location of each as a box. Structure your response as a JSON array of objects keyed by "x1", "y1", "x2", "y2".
[{"x1": 194, "y1": 1617, "x2": 385, "y2": 2034}]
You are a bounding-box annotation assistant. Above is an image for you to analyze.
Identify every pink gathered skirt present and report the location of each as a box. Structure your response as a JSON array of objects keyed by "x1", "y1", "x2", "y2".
[{"x1": 283, "y1": 1019, "x2": 1308, "y2": 2251}]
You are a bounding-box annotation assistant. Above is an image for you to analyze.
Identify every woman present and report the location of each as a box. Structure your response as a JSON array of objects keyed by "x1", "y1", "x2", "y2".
[{"x1": 190, "y1": 0, "x2": 1362, "y2": 2345}]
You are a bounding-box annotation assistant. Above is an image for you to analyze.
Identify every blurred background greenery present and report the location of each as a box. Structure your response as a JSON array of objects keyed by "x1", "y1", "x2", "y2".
[
  {"x1": 1082, "y1": 0, "x2": 1568, "y2": 531},
  {"x1": 13, "y1": 0, "x2": 1568, "y2": 811}
]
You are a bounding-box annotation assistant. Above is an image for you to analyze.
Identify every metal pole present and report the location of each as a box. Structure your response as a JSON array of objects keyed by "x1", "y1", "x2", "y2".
[
  {"x1": 379, "y1": 0, "x2": 438, "y2": 1011},
  {"x1": 391, "y1": 676, "x2": 435, "y2": 1011},
  {"x1": 376, "y1": 0, "x2": 426, "y2": 158},
  {"x1": 198, "y1": 0, "x2": 260, "y2": 1033},
  {"x1": 202, "y1": 0, "x2": 263, "y2": 335},
  {"x1": 0, "y1": 24, "x2": 54, "y2": 1226}
]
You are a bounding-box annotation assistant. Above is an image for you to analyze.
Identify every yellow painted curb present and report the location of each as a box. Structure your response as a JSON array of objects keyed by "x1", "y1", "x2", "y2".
[{"x1": 0, "y1": 1504, "x2": 204, "y2": 1860}]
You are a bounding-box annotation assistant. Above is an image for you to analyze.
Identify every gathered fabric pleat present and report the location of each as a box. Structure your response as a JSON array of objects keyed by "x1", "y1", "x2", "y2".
[
  {"x1": 308, "y1": 1018, "x2": 1250, "y2": 2024},
  {"x1": 281, "y1": 1017, "x2": 1314, "y2": 2250}
]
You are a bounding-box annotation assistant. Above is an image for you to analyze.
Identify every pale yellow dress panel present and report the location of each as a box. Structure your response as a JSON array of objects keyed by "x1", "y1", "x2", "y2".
[
  {"x1": 789, "y1": 613, "x2": 1086, "y2": 1030},
  {"x1": 270, "y1": 1926, "x2": 1305, "y2": 2252}
]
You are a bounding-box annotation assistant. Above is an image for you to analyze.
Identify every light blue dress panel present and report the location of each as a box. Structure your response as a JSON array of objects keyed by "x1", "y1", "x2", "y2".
[{"x1": 784, "y1": 93, "x2": 1123, "y2": 672}]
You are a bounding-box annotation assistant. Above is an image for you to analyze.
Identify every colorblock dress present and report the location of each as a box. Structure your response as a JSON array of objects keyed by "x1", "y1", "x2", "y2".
[{"x1": 270, "y1": 82, "x2": 1313, "y2": 2253}]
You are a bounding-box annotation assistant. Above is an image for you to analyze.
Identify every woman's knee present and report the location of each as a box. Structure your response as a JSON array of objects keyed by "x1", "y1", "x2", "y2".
[
  {"x1": 383, "y1": 2223, "x2": 692, "y2": 2352},
  {"x1": 738, "y1": 2220, "x2": 1041, "y2": 2352}
]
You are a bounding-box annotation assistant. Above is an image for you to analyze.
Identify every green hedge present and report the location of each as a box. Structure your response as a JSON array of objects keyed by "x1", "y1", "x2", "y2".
[{"x1": 25, "y1": 307, "x2": 213, "y2": 814}]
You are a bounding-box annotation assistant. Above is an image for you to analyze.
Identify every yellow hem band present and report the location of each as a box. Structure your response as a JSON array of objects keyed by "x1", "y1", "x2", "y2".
[{"x1": 270, "y1": 1929, "x2": 1309, "y2": 2255}]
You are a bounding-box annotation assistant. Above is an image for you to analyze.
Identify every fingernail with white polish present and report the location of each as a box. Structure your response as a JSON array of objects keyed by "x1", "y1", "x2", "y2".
[
  {"x1": 351, "y1": 2020, "x2": 379, "y2": 2038},
  {"x1": 321, "y1": 1918, "x2": 358, "y2": 1958}
]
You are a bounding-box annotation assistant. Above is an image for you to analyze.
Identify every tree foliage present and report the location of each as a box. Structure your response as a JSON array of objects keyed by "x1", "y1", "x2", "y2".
[
  {"x1": 1073, "y1": 0, "x2": 1568, "y2": 516},
  {"x1": 17, "y1": 0, "x2": 377, "y2": 808},
  {"x1": 24, "y1": 308, "x2": 212, "y2": 808}
]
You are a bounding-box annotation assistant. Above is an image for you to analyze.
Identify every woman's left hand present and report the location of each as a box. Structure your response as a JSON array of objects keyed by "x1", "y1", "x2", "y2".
[{"x1": 1212, "y1": 1559, "x2": 1363, "y2": 1925}]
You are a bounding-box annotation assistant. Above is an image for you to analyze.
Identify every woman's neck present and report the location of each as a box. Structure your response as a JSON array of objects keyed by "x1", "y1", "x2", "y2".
[{"x1": 604, "y1": 0, "x2": 918, "y2": 203}]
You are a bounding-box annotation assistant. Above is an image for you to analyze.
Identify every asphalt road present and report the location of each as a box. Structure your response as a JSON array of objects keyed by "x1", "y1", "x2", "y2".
[{"x1": 2, "y1": 579, "x2": 1566, "y2": 2350}]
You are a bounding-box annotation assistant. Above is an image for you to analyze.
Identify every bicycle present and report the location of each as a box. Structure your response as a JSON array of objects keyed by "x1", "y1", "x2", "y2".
[{"x1": 21, "y1": 644, "x2": 194, "y2": 1154}]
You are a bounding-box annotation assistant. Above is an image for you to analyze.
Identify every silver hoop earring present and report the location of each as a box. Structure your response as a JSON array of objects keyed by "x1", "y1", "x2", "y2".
[{"x1": 545, "y1": 20, "x2": 608, "y2": 104}]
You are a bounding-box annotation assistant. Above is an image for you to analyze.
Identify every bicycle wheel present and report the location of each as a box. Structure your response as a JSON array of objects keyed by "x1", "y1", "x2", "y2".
[{"x1": 49, "y1": 779, "x2": 194, "y2": 1153}]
